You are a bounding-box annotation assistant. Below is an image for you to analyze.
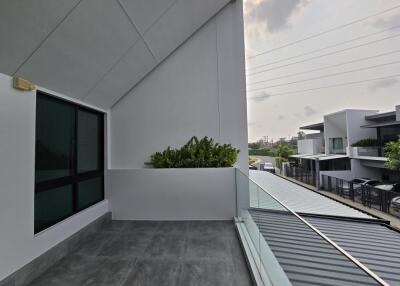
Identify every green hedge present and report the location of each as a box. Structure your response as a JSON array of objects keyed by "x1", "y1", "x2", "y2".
[
  {"x1": 146, "y1": 136, "x2": 240, "y2": 168},
  {"x1": 248, "y1": 148, "x2": 275, "y2": 156}
]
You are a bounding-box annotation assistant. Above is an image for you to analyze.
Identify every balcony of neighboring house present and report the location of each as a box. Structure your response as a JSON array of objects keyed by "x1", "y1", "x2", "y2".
[
  {"x1": 348, "y1": 108, "x2": 400, "y2": 161},
  {"x1": 297, "y1": 122, "x2": 325, "y2": 155}
]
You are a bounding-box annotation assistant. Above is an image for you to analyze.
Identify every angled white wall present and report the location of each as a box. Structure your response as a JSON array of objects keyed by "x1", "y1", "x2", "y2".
[
  {"x1": 110, "y1": 1, "x2": 248, "y2": 171},
  {"x1": 345, "y1": 109, "x2": 377, "y2": 146}
]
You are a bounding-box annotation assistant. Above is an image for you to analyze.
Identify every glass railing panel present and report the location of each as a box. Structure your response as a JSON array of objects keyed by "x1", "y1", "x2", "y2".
[
  {"x1": 357, "y1": 147, "x2": 381, "y2": 157},
  {"x1": 235, "y1": 169, "x2": 292, "y2": 286}
]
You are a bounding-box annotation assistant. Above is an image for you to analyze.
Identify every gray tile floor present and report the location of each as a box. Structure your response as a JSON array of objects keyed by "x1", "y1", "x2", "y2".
[{"x1": 28, "y1": 221, "x2": 253, "y2": 286}]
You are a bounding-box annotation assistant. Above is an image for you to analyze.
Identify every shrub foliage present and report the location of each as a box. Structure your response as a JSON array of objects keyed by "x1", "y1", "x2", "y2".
[
  {"x1": 248, "y1": 148, "x2": 275, "y2": 156},
  {"x1": 146, "y1": 136, "x2": 240, "y2": 168},
  {"x1": 384, "y1": 139, "x2": 400, "y2": 171}
]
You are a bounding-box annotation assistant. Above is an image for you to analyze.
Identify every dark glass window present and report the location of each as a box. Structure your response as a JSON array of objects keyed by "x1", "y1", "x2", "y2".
[
  {"x1": 35, "y1": 96, "x2": 74, "y2": 182},
  {"x1": 35, "y1": 185, "x2": 74, "y2": 232},
  {"x1": 35, "y1": 91, "x2": 104, "y2": 233},
  {"x1": 379, "y1": 126, "x2": 400, "y2": 144},
  {"x1": 77, "y1": 110, "x2": 101, "y2": 173},
  {"x1": 78, "y1": 177, "x2": 104, "y2": 211}
]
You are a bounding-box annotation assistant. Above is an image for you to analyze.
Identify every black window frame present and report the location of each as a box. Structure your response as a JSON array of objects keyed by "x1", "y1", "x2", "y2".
[{"x1": 35, "y1": 90, "x2": 105, "y2": 234}]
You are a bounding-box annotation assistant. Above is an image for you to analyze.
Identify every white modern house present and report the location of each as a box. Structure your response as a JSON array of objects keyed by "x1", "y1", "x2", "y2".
[{"x1": 295, "y1": 106, "x2": 400, "y2": 185}]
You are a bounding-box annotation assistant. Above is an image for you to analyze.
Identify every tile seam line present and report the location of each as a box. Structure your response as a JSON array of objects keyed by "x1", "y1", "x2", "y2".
[
  {"x1": 81, "y1": 0, "x2": 179, "y2": 104},
  {"x1": 116, "y1": 0, "x2": 157, "y2": 62},
  {"x1": 215, "y1": 17, "x2": 221, "y2": 140},
  {"x1": 110, "y1": 1, "x2": 233, "y2": 109},
  {"x1": 12, "y1": 0, "x2": 84, "y2": 76}
]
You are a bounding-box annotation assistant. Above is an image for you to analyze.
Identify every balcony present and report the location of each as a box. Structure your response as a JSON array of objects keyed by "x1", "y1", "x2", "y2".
[
  {"x1": 27, "y1": 220, "x2": 252, "y2": 286},
  {"x1": 347, "y1": 146, "x2": 387, "y2": 160},
  {"x1": 297, "y1": 138, "x2": 324, "y2": 155}
]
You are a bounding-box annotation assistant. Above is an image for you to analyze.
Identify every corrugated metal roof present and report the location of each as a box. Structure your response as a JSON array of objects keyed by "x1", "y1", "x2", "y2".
[
  {"x1": 305, "y1": 216, "x2": 400, "y2": 286},
  {"x1": 250, "y1": 170, "x2": 373, "y2": 219},
  {"x1": 251, "y1": 210, "x2": 380, "y2": 286}
]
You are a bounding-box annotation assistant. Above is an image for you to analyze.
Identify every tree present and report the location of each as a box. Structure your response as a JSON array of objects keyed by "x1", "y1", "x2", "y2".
[
  {"x1": 275, "y1": 144, "x2": 294, "y2": 158},
  {"x1": 248, "y1": 142, "x2": 261, "y2": 149},
  {"x1": 384, "y1": 139, "x2": 400, "y2": 171},
  {"x1": 274, "y1": 144, "x2": 295, "y2": 169},
  {"x1": 297, "y1": 131, "x2": 306, "y2": 140}
]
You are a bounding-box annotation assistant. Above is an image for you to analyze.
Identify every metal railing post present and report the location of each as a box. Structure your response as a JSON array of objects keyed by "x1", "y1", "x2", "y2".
[{"x1": 328, "y1": 176, "x2": 332, "y2": 192}]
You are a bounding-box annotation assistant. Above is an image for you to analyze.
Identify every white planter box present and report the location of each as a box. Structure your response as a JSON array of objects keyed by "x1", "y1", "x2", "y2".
[{"x1": 107, "y1": 168, "x2": 236, "y2": 220}]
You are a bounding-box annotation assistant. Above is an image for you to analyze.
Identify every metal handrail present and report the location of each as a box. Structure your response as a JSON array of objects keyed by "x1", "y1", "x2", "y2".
[{"x1": 238, "y1": 169, "x2": 390, "y2": 286}]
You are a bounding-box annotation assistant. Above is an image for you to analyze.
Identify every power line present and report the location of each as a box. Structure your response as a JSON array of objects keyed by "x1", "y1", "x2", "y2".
[
  {"x1": 247, "y1": 4, "x2": 400, "y2": 59},
  {"x1": 247, "y1": 24, "x2": 400, "y2": 71},
  {"x1": 247, "y1": 61, "x2": 400, "y2": 92},
  {"x1": 248, "y1": 73, "x2": 400, "y2": 96},
  {"x1": 248, "y1": 50, "x2": 400, "y2": 85},
  {"x1": 247, "y1": 33, "x2": 400, "y2": 76}
]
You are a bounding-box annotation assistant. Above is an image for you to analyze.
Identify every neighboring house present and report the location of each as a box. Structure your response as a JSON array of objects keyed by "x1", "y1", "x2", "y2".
[{"x1": 293, "y1": 106, "x2": 400, "y2": 186}]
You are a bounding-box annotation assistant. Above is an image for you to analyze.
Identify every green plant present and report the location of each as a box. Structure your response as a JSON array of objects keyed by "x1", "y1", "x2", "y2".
[
  {"x1": 274, "y1": 156, "x2": 288, "y2": 169},
  {"x1": 275, "y1": 144, "x2": 295, "y2": 158},
  {"x1": 146, "y1": 136, "x2": 240, "y2": 168},
  {"x1": 249, "y1": 156, "x2": 257, "y2": 165},
  {"x1": 384, "y1": 139, "x2": 400, "y2": 171},
  {"x1": 248, "y1": 142, "x2": 261, "y2": 149},
  {"x1": 248, "y1": 148, "x2": 275, "y2": 156},
  {"x1": 351, "y1": 138, "x2": 379, "y2": 147},
  {"x1": 274, "y1": 144, "x2": 294, "y2": 169}
]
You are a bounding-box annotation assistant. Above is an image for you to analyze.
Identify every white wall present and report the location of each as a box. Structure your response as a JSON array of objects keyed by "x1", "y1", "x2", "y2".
[
  {"x1": 324, "y1": 111, "x2": 347, "y2": 154},
  {"x1": 108, "y1": 168, "x2": 236, "y2": 220},
  {"x1": 351, "y1": 159, "x2": 381, "y2": 180},
  {"x1": 320, "y1": 170, "x2": 353, "y2": 181},
  {"x1": 298, "y1": 139, "x2": 323, "y2": 155},
  {"x1": 0, "y1": 73, "x2": 109, "y2": 281},
  {"x1": 109, "y1": 1, "x2": 248, "y2": 172},
  {"x1": 345, "y1": 110, "x2": 377, "y2": 146}
]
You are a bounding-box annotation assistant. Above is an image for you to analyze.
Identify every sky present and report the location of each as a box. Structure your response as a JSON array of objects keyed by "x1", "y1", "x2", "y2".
[{"x1": 244, "y1": 0, "x2": 400, "y2": 142}]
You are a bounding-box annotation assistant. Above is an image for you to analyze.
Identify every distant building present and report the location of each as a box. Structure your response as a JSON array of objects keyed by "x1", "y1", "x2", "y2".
[{"x1": 291, "y1": 105, "x2": 400, "y2": 186}]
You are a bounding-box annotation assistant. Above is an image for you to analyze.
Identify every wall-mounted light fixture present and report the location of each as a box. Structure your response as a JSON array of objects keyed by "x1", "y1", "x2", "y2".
[{"x1": 13, "y1": 77, "x2": 35, "y2": 91}]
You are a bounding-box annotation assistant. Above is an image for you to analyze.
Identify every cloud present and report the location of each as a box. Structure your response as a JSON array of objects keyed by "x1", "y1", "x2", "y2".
[
  {"x1": 251, "y1": 91, "x2": 273, "y2": 102},
  {"x1": 244, "y1": 0, "x2": 310, "y2": 42},
  {"x1": 371, "y1": 14, "x2": 400, "y2": 29},
  {"x1": 277, "y1": 115, "x2": 285, "y2": 120},
  {"x1": 304, "y1": 105, "x2": 316, "y2": 116},
  {"x1": 369, "y1": 78, "x2": 399, "y2": 91}
]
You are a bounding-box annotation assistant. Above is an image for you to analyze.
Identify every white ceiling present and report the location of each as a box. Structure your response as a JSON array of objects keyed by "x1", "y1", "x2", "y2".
[{"x1": 0, "y1": 0, "x2": 231, "y2": 109}]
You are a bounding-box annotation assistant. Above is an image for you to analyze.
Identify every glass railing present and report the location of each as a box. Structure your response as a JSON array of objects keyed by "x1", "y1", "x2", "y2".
[
  {"x1": 235, "y1": 168, "x2": 388, "y2": 286},
  {"x1": 357, "y1": 146, "x2": 384, "y2": 157},
  {"x1": 235, "y1": 169, "x2": 291, "y2": 286}
]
